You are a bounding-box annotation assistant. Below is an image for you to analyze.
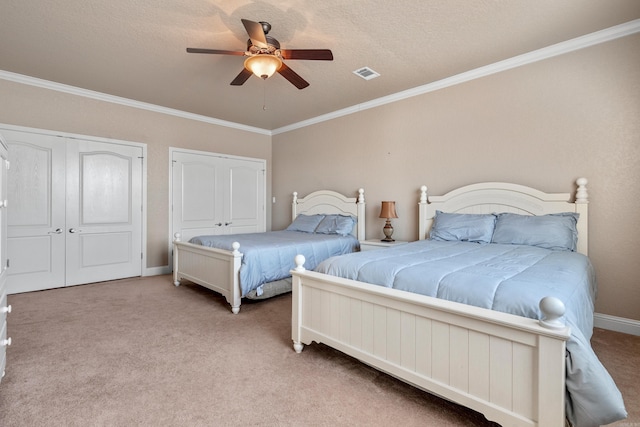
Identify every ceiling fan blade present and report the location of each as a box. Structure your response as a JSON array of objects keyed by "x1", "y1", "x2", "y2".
[
  {"x1": 241, "y1": 19, "x2": 268, "y2": 49},
  {"x1": 230, "y1": 68, "x2": 253, "y2": 86},
  {"x1": 277, "y1": 63, "x2": 309, "y2": 89},
  {"x1": 280, "y1": 49, "x2": 333, "y2": 61},
  {"x1": 186, "y1": 48, "x2": 245, "y2": 56}
]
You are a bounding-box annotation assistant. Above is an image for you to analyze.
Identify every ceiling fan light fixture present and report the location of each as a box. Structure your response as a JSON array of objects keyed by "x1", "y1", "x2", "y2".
[{"x1": 244, "y1": 54, "x2": 282, "y2": 80}]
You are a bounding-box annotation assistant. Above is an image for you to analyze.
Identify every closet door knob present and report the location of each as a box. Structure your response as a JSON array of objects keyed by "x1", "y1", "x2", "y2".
[
  {"x1": 0, "y1": 305, "x2": 10, "y2": 314},
  {"x1": 0, "y1": 337, "x2": 10, "y2": 347},
  {"x1": 225, "y1": 222, "x2": 233, "y2": 226},
  {"x1": 69, "y1": 228, "x2": 82, "y2": 233},
  {"x1": 48, "y1": 228, "x2": 62, "y2": 234}
]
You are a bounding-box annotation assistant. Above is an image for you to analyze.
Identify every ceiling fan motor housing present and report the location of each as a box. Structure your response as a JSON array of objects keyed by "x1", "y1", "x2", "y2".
[{"x1": 246, "y1": 36, "x2": 280, "y2": 51}]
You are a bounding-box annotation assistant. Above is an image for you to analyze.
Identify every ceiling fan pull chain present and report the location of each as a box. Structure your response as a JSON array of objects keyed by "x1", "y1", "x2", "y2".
[{"x1": 263, "y1": 80, "x2": 268, "y2": 111}]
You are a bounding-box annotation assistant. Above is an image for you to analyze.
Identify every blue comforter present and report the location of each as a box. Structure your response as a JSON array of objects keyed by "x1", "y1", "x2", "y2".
[
  {"x1": 189, "y1": 231, "x2": 359, "y2": 297},
  {"x1": 315, "y1": 240, "x2": 627, "y2": 427}
]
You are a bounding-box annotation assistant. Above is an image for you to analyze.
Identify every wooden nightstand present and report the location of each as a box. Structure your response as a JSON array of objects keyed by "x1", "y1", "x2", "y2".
[{"x1": 359, "y1": 239, "x2": 408, "y2": 251}]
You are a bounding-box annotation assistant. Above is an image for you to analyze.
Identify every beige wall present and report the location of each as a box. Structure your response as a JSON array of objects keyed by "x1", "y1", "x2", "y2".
[
  {"x1": 0, "y1": 79, "x2": 272, "y2": 269},
  {"x1": 0, "y1": 33, "x2": 637, "y2": 321},
  {"x1": 272, "y1": 34, "x2": 640, "y2": 321}
]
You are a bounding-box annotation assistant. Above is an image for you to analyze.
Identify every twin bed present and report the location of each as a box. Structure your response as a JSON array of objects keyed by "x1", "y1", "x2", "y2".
[
  {"x1": 173, "y1": 188, "x2": 365, "y2": 313},
  {"x1": 290, "y1": 179, "x2": 626, "y2": 427}
]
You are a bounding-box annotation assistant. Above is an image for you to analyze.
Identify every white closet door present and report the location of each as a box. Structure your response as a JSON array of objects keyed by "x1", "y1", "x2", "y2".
[
  {"x1": 4, "y1": 130, "x2": 66, "y2": 293},
  {"x1": 226, "y1": 158, "x2": 265, "y2": 234},
  {"x1": 172, "y1": 151, "x2": 225, "y2": 242},
  {"x1": 65, "y1": 139, "x2": 143, "y2": 286},
  {"x1": 171, "y1": 149, "x2": 265, "y2": 243},
  {"x1": 3, "y1": 128, "x2": 143, "y2": 293}
]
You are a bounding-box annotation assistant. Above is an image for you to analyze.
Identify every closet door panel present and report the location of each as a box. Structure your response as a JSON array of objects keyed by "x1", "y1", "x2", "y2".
[
  {"x1": 4, "y1": 130, "x2": 66, "y2": 293},
  {"x1": 227, "y1": 161, "x2": 265, "y2": 234},
  {"x1": 181, "y1": 162, "x2": 221, "y2": 223},
  {"x1": 172, "y1": 151, "x2": 225, "y2": 242},
  {"x1": 65, "y1": 140, "x2": 143, "y2": 287}
]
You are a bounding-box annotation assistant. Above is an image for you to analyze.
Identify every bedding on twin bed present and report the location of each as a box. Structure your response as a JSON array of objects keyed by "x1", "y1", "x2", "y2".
[
  {"x1": 189, "y1": 213, "x2": 359, "y2": 297},
  {"x1": 314, "y1": 211, "x2": 627, "y2": 427}
]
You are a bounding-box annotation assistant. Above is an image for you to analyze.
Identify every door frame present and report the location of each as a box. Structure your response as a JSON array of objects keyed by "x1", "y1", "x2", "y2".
[
  {"x1": 168, "y1": 147, "x2": 266, "y2": 272},
  {"x1": 0, "y1": 123, "x2": 148, "y2": 278}
]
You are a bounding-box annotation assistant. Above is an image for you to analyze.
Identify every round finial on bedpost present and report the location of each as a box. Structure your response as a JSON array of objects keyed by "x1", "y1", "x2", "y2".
[
  {"x1": 420, "y1": 186, "x2": 427, "y2": 204},
  {"x1": 174, "y1": 233, "x2": 181, "y2": 242},
  {"x1": 292, "y1": 192, "x2": 298, "y2": 204},
  {"x1": 358, "y1": 188, "x2": 365, "y2": 203},
  {"x1": 539, "y1": 297, "x2": 566, "y2": 329},
  {"x1": 576, "y1": 178, "x2": 588, "y2": 204},
  {"x1": 232, "y1": 242, "x2": 241, "y2": 255},
  {"x1": 294, "y1": 254, "x2": 306, "y2": 271}
]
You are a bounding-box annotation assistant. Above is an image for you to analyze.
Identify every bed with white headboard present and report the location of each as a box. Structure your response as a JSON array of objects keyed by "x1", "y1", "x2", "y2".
[
  {"x1": 173, "y1": 188, "x2": 365, "y2": 314},
  {"x1": 290, "y1": 178, "x2": 627, "y2": 427}
]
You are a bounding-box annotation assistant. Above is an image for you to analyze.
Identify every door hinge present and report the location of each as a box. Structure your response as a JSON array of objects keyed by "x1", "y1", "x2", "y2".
[{"x1": 6, "y1": 259, "x2": 9, "y2": 269}]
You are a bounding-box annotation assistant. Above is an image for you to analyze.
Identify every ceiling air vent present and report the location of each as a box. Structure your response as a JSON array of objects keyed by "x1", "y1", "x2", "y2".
[{"x1": 353, "y1": 67, "x2": 380, "y2": 80}]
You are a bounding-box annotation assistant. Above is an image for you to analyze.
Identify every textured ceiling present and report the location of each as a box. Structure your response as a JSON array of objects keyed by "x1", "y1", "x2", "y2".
[{"x1": 1, "y1": 1, "x2": 639, "y2": 131}]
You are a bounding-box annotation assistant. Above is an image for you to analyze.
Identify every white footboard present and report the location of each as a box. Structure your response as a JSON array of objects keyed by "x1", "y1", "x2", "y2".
[
  {"x1": 173, "y1": 234, "x2": 242, "y2": 314},
  {"x1": 291, "y1": 260, "x2": 570, "y2": 427}
]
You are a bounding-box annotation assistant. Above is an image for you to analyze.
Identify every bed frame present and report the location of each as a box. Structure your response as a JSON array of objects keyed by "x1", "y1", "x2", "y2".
[
  {"x1": 291, "y1": 178, "x2": 589, "y2": 427},
  {"x1": 173, "y1": 188, "x2": 366, "y2": 314}
]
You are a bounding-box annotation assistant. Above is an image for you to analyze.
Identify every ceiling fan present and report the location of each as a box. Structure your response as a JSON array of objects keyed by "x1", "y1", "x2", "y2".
[{"x1": 187, "y1": 19, "x2": 333, "y2": 89}]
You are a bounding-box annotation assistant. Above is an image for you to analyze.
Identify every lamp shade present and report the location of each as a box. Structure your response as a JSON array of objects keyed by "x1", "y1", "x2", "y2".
[
  {"x1": 379, "y1": 201, "x2": 398, "y2": 219},
  {"x1": 244, "y1": 55, "x2": 282, "y2": 79}
]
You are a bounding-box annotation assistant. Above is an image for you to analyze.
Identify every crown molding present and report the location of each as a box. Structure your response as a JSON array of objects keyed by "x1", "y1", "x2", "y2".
[
  {"x1": 272, "y1": 19, "x2": 640, "y2": 135},
  {"x1": 1, "y1": 19, "x2": 638, "y2": 137},
  {"x1": 0, "y1": 70, "x2": 272, "y2": 136}
]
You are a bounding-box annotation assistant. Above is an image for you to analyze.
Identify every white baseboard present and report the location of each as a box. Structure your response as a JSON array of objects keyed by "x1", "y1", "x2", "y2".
[
  {"x1": 594, "y1": 313, "x2": 640, "y2": 336},
  {"x1": 144, "y1": 265, "x2": 172, "y2": 277}
]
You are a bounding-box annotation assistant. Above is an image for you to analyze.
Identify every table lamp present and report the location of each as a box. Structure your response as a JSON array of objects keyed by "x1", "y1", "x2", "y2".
[{"x1": 379, "y1": 201, "x2": 398, "y2": 242}]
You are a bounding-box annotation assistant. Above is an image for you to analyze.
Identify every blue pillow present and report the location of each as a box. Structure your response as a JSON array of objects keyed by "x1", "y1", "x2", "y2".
[
  {"x1": 285, "y1": 214, "x2": 325, "y2": 233},
  {"x1": 429, "y1": 211, "x2": 496, "y2": 243},
  {"x1": 315, "y1": 214, "x2": 356, "y2": 236},
  {"x1": 491, "y1": 212, "x2": 579, "y2": 251}
]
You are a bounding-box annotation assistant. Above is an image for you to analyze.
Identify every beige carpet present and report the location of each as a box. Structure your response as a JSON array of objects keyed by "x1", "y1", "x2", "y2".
[{"x1": 0, "y1": 275, "x2": 637, "y2": 426}]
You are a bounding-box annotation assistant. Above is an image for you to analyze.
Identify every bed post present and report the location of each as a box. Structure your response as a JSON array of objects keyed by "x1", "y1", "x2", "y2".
[
  {"x1": 291, "y1": 255, "x2": 306, "y2": 353},
  {"x1": 173, "y1": 233, "x2": 181, "y2": 286},
  {"x1": 418, "y1": 185, "x2": 428, "y2": 240},
  {"x1": 228, "y1": 242, "x2": 242, "y2": 314},
  {"x1": 357, "y1": 188, "x2": 366, "y2": 241},
  {"x1": 575, "y1": 178, "x2": 588, "y2": 256},
  {"x1": 291, "y1": 191, "x2": 298, "y2": 220}
]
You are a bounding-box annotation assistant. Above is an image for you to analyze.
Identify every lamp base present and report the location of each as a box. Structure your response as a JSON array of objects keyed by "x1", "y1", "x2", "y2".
[{"x1": 382, "y1": 220, "x2": 395, "y2": 242}]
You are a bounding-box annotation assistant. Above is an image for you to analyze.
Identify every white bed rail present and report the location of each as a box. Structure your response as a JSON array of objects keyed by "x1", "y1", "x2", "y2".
[
  {"x1": 173, "y1": 233, "x2": 243, "y2": 314},
  {"x1": 291, "y1": 255, "x2": 570, "y2": 426}
]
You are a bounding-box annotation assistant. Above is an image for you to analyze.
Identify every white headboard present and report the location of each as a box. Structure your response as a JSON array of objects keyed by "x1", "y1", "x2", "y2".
[
  {"x1": 418, "y1": 178, "x2": 589, "y2": 255},
  {"x1": 292, "y1": 189, "x2": 366, "y2": 241}
]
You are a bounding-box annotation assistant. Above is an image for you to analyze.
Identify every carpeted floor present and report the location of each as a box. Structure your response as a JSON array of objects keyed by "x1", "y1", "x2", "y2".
[{"x1": 0, "y1": 275, "x2": 637, "y2": 426}]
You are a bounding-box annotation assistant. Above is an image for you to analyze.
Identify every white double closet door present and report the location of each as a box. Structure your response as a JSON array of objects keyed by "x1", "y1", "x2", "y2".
[
  {"x1": 171, "y1": 149, "x2": 266, "y2": 243},
  {"x1": 2, "y1": 128, "x2": 143, "y2": 294}
]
